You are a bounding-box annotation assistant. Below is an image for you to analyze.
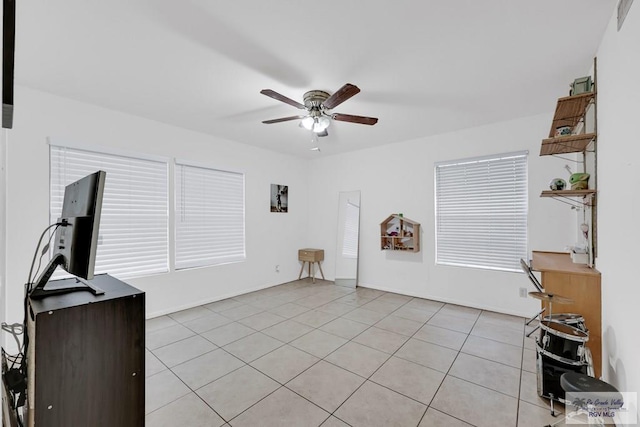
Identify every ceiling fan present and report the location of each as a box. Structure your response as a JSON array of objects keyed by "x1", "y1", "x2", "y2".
[{"x1": 260, "y1": 83, "x2": 378, "y2": 137}]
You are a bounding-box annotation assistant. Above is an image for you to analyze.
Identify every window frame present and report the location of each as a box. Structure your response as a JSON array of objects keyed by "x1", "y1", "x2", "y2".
[
  {"x1": 174, "y1": 159, "x2": 246, "y2": 270},
  {"x1": 434, "y1": 151, "x2": 528, "y2": 273},
  {"x1": 49, "y1": 142, "x2": 170, "y2": 280}
]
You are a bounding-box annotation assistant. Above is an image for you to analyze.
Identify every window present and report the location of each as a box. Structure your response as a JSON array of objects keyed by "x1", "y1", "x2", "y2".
[
  {"x1": 435, "y1": 151, "x2": 528, "y2": 272},
  {"x1": 175, "y1": 162, "x2": 245, "y2": 269},
  {"x1": 50, "y1": 145, "x2": 169, "y2": 279}
]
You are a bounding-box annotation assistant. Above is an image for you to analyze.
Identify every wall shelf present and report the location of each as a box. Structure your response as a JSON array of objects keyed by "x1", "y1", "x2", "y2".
[
  {"x1": 540, "y1": 189, "x2": 596, "y2": 207},
  {"x1": 540, "y1": 133, "x2": 596, "y2": 156},
  {"x1": 380, "y1": 214, "x2": 420, "y2": 252},
  {"x1": 547, "y1": 92, "x2": 595, "y2": 137},
  {"x1": 540, "y1": 189, "x2": 596, "y2": 198},
  {"x1": 539, "y1": 58, "x2": 599, "y2": 263}
]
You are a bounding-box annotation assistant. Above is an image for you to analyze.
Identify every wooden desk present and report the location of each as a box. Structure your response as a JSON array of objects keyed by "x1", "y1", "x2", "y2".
[
  {"x1": 298, "y1": 249, "x2": 325, "y2": 283},
  {"x1": 531, "y1": 251, "x2": 602, "y2": 378}
]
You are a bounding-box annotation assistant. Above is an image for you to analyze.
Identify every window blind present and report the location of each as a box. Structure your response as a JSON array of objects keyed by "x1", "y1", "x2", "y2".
[
  {"x1": 50, "y1": 145, "x2": 169, "y2": 279},
  {"x1": 175, "y1": 162, "x2": 245, "y2": 269},
  {"x1": 435, "y1": 151, "x2": 528, "y2": 272}
]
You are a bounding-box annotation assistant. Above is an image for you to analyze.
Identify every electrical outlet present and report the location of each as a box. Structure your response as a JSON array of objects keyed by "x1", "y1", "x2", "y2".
[
  {"x1": 519, "y1": 287, "x2": 527, "y2": 298},
  {"x1": 275, "y1": 265, "x2": 280, "y2": 273}
]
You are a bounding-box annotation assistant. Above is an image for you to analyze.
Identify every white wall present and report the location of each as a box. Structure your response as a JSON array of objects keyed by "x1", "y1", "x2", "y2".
[
  {"x1": 595, "y1": 3, "x2": 640, "y2": 410},
  {"x1": 308, "y1": 113, "x2": 575, "y2": 317},
  {"x1": 1, "y1": 130, "x2": 7, "y2": 346},
  {"x1": 3, "y1": 86, "x2": 310, "y2": 327}
]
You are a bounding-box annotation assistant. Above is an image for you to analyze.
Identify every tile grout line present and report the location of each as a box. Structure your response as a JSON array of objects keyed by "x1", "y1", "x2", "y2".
[
  {"x1": 150, "y1": 283, "x2": 364, "y2": 426},
  {"x1": 158, "y1": 288, "x2": 436, "y2": 424},
  {"x1": 426, "y1": 308, "x2": 533, "y2": 425},
  {"x1": 413, "y1": 304, "x2": 480, "y2": 426},
  {"x1": 214, "y1": 283, "x2": 367, "y2": 425},
  {"x1": 323, "y1": 297, "x2": 448, "y2": 426},
  {"x1": 146, "y1": 282, "x2": 532, "y2": 426},
  {"x1": 223, "y1": 289, "x2": 414, "y2": 425},
  {"x1": 514, "y1": 318, "x2": 528, "y2": 427}
]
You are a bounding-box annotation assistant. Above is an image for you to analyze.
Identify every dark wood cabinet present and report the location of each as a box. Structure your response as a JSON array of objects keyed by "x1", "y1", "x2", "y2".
[{"x1": 26, "y1": 274, "x2": 145, "y2": 427}]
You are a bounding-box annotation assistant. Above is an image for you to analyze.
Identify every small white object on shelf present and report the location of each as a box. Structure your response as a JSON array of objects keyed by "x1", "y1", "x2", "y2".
[{"x1": 571, "y1": 251, "x2": 589, "y2": 264}]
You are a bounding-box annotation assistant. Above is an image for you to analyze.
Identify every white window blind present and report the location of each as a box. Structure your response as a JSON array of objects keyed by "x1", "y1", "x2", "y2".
[
  {"x1": 342, "y1": 201, "x2": 360, "y2": 258},
  {"x1": 435, "y1": 151, "x2": 528, "y2": 272},
  {"x1": 50, "y1": 145, "x2": 169, "y2": 279},
  {"x1": 175, "y1": 162, "x2": 245, "y2": 269}
]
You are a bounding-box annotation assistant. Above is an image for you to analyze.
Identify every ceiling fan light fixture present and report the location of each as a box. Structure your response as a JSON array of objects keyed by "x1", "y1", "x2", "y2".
[
  {"x1": 301, "y1": 116, "x2": 315, "y2": 130},
  {"x1": 312, "y1": 116, "x2": 330, "y2": 133},
  {"x1": 260, "y1": 84, "x2": 378, "y2": 141}
]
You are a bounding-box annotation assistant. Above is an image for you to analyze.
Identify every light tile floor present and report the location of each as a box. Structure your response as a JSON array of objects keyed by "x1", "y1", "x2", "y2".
[{"x1": 145, "y1": 280, "x2": 565, "y2": 427}]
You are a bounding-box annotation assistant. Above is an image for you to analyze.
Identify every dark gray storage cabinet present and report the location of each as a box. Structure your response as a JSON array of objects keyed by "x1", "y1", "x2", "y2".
[{"x1": 26, "y1": 274, "x2": 144, "y2": 427}]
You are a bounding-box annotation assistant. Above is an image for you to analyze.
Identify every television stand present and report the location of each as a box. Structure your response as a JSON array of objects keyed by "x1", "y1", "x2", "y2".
[{"x1": 29, "y1": 277, "x2": 105, "y2": 300}]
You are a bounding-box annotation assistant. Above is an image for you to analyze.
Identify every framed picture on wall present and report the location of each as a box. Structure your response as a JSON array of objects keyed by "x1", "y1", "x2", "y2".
[{"x1": 270, "y1": 184, "x2": 288, "y2": 213}]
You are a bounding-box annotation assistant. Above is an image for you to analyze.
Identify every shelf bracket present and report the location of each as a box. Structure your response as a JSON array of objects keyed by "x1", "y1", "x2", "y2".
[
  {"x1": 547, "y1": 193, "x2": 594, "y2": 208},
  {"x1": 550, "y1": 154, "x2": 584, "y2": 163}
]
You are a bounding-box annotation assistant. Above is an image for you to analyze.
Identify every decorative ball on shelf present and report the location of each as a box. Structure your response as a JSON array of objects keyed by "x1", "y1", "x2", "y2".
[
  {"x1": 549, "y1": 178, "x2": 567, "y2": 191},
  {"x1": 555, "y1": 126, "x2": 572, "y2": 137}
]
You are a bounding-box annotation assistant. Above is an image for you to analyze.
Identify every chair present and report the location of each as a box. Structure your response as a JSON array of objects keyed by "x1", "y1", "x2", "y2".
[{"x1": 545, "y1": 372, "x2": 623, "y2": 427}]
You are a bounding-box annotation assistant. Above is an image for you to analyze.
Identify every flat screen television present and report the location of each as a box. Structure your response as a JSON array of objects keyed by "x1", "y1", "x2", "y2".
[
  {"x1": 2, "y1": 0, "x2": 16, "y2": 129},
  {"x1": 29, "y1": 170, "x2": 107, "y2": 299}
]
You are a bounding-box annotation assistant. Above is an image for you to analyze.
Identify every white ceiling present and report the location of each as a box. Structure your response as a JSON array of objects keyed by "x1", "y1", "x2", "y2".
[{"x1": 15, "y1": 0, "x2": 616, "y2": 158}]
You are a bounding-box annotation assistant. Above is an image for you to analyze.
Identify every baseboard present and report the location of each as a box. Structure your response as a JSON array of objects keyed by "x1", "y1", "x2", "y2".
[
  {"x1": 148, "y1": 279, "x2": 532, "y2": 320},
  {"x1": 145, "y1": 278, "x2": 308, "y2": 319},
  {"x1": 357, "y1": 282, "x2": 532, "y2": 318}
]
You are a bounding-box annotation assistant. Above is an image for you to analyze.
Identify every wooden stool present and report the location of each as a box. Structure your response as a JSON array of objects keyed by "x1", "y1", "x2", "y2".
[{"x1": 298, "y1": 248, "x2": 324, "y2": 283}]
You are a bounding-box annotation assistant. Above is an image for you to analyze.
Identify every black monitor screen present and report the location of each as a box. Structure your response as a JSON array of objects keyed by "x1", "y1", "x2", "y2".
[
  {"x1": 55, "y1": 170, "x2": 106, "y2": 279},
  {"x1": 30, "y1": 170, "x2": 106, "y2": 299}
]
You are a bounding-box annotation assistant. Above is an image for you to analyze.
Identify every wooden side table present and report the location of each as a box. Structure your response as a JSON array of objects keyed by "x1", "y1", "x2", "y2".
[{"x1": 298, "y1": 248, "x2": 325, "y2": 283}]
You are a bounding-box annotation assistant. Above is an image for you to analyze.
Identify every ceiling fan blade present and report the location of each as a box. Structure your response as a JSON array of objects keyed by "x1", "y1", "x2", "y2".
[
  {"x1": 323, "y1": 84, "x2": 360, "y2": 109},
  {"x1": 262, "y1": 115, "x2": 305, "y2": 124},
  {"x1": 332, "y1": 113, "x2": 378, "y2": 125},
  {"x1": 260, "y1": 89, "x2": 305, "y2": 109}
]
